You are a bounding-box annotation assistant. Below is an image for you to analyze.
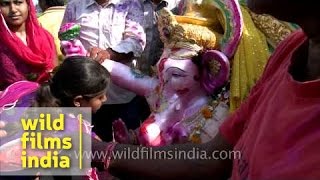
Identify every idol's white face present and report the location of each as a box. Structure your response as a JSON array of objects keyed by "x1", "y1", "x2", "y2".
[{"x1": 157, "y1": 48, "x2": 200, "y2": 95}]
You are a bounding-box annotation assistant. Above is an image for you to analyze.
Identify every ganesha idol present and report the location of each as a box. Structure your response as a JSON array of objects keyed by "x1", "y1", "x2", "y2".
[
  {"x1": 58, "y1": 0, "x2": 243, "y2": 146},
  {"x1": 100, "y1": 0, "x2": 243, "y2": 146}
]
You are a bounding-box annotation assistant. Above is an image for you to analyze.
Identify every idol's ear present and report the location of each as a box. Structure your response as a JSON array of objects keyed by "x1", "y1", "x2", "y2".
[{"x1": 201, "y1": 50, "x2": 230, "y2": 94}]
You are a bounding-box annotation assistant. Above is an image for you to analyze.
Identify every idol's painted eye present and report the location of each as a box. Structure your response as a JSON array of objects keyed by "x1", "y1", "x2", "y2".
[
  {"x1": 172, "y1": 73, "x2": 186, "y2": 77},
  {"x1": 170, "y1": 68, "x2": 187, "y2": 78}
]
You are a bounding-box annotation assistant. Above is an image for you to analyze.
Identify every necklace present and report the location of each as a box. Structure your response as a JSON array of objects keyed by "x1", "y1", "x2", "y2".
[{"x1": 189, "y1": 86, "x2": 229, "y2": 144}]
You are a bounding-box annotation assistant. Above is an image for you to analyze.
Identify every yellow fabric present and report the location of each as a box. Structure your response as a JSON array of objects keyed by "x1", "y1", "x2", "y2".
[
  {"x1": 249, "y1": 12, "x2": 295, "y2": 49},
  {"x1": 38, "y1": 6, "x2": 66, "y2": 63},
  {"x1": 230, "y1": 6, "x2": 270, "y2": 112}
]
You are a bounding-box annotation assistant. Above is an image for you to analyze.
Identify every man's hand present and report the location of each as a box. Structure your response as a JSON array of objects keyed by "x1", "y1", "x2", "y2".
[
  {"x1": 87, "y1": 47, "x2": 112, "y2": 63},
  {"x1": 88, "y1": 47, "x2": 134, "y2": 64},
  {"x1": 0, "y1": 121, "x2": 7, "y2": 138}
]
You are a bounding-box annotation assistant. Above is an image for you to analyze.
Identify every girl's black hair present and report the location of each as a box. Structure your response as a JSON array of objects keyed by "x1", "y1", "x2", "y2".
[{"x1": 33, "y1": 56, "x2": 110, "y2": 107}]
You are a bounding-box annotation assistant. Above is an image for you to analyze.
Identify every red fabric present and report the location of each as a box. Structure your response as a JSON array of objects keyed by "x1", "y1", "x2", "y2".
[
  {"x1": 220, "y1": 30, "x2": 320, "y2": 180},
  {"x1": 0, "y1": 0, "x2": 56, "y2": 90}
]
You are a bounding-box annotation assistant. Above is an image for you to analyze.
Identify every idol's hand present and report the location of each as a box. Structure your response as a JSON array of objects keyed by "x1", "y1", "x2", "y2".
[{"x1": 112, "y1": 119, "x2": 131, "y2": 144}]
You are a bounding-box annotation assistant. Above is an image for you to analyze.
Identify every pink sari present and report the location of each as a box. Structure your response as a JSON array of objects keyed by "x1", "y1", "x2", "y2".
[{"x1": 0, "y1": 0, "x2": 56, "y2": 90}]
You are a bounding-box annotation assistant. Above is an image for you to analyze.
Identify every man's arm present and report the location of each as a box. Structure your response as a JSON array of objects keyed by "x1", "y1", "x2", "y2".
[
  {"x1": 93, "y1": 132, "x2": 233, "y2": 179},
  {"x1": 88, "y1": 47, "x2": 134, "y2": 63},
  {"x1": 110, "y1": 0, "x2": 146, "y2": 63}
]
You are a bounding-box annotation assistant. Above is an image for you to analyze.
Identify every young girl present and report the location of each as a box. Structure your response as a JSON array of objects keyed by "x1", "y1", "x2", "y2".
[
  {"x1": 0, "y1": 56, "x2": 110, "y2": 178},
  {"x1": 32, "y1": 56, "x2": 109, "y2": 112}
]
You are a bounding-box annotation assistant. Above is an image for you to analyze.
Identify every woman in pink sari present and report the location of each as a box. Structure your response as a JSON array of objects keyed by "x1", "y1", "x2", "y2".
[{"x1": 0, "y1": 0, "x2": 57, "y2": 90}]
